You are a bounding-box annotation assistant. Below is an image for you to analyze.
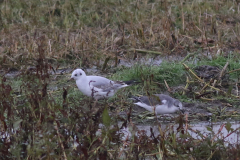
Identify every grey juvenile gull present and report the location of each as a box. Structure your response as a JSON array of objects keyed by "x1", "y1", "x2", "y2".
[{"x1": 132, "y1": 94, "x2": 183, "y2": 114}]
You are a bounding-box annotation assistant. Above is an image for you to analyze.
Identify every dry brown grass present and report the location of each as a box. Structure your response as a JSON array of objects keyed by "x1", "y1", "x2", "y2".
[{"x1": 0, "y1": 0, "x2": 239, "y2": 71}]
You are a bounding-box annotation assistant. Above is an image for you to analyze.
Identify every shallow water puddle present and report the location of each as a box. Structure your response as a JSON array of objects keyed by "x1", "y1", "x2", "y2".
[{"x1": 121, "y1": 121, "x2": 240, "y2": 145}]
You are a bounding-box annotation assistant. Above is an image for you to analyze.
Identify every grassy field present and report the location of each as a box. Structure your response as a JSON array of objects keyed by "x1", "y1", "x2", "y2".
[
  {"x1": 1, "y1": 0, "x2": 240, "y2": 159},
  {"x1": 0, "y1": 0, "x2": 240, "y2": 70}
]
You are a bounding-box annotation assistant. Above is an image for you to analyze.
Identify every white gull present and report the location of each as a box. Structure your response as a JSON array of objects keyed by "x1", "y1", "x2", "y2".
[
  {"x1": 71, "y1": 69, "x2": 130, "y2": 100},
  {"x1": 132, "y1": 94, "x2": 183, "y2": 114}
]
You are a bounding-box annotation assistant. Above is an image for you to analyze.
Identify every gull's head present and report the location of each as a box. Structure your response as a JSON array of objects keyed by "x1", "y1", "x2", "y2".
[
  {"x1": 71, "y1": 69, "x2": 86, "y2": 81},
  {"x1": 174, "y1": 100, "x2": 183, "y2": 111}
]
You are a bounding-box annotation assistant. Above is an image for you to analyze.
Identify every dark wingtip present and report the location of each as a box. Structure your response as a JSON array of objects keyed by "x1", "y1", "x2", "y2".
[
  {"x1": 129, "y1": 96, "x2": 139, "y2": 102},
  {"x1": 123, "y1": 80, "x2": 140, "y2": 85}
]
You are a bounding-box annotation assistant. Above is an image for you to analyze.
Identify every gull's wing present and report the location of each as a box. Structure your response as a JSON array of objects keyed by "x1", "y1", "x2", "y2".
[
  {"x1": 87, "y1": 76, "x2": 127, "y2": 92},
  {"x1": 137, "y1": 95, "x2": 163, "y2": 106},
  {"x1": 87, "y1": 76, "x2": 112, "y2": 86},
  {"x1": 155, "y1": 94, "x2": 178, "y2": 107},
  {"x1": 137, "y1": 94, "x2": 178, "y2": 106},
  {"x1": 95, "y1": 81, "x2": 127, "y2": 92}
]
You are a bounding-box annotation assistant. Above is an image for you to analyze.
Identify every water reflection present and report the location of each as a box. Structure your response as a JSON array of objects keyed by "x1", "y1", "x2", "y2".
[{"x1": 121, "y1": 121, "x2": 240, "y2": 145}]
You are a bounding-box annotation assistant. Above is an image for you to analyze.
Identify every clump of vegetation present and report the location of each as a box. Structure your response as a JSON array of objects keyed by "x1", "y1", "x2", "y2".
[
  {"x1": 112, "y1": 62, "x2": 185, "y2": 86},
  {"x1": 1, "y1": 50, "x2": 240, "y2": 159}
]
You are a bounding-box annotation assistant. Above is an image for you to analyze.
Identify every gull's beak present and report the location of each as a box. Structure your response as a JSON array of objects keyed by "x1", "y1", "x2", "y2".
[
  {"x1": 180, "y1": 109, "x2": 185, "y2": 114},
  {"x1": 179, "y1": 109, "x2": 185, "y2": 114},
  {"x1": 178, "y1": 103, "x2": 184, "y2": 114}
]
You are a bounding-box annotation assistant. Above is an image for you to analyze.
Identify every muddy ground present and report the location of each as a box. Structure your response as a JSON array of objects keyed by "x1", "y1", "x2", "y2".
[{"x1": 3, "y1": 63, "x2": 240, "y2": 124}]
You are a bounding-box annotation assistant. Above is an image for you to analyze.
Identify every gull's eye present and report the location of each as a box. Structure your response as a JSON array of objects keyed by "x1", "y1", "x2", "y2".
[
  {"x1": 80, "y1": 73, "x2": 82, "y2": 75},
  {"x1": 74, "y1": 74, "x2": 77, "y2": 76}
]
